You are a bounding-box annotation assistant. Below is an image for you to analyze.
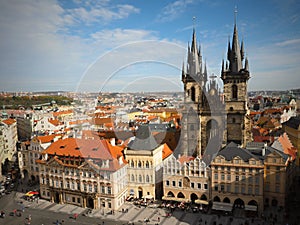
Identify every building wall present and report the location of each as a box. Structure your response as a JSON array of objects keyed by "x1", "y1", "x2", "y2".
[
  {"x1": 163, "y1": 155, "x2": 210, "y2": 202},
  {"x1": 263, "y1": 152, "x2": 288, "y2": 208},
  {"x1": 124, "y1": 147, "x2": 163, "y2": 199},
  {"x1": 38, "y1": 159, "x2": 127, "y2": 210},
  {"x1": 211, "y1": 156, "x2": 264, "y2": 213},
  {"x1": 1, "y1": 120, "x2": 18, "y2": 163},
  {"x1": 17, "y1": 114, "x2": 33, "y2": 141}
]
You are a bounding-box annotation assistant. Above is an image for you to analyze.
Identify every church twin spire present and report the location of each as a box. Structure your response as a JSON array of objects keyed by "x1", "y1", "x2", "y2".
[
  {"x1": 223, "y1": 9, "x2": 249, "y2": 74},
  {"x1": 181, "y1": 28, "x2": 208, "y2": 88}
]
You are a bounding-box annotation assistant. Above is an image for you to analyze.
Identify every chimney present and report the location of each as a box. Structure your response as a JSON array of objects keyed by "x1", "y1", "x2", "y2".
[
  {"x1": 262, "y1": 142, "x2": 267, "y2": 156},
  {"x1": 110, "y1": 138, "x2": 115, "y2": 146}
]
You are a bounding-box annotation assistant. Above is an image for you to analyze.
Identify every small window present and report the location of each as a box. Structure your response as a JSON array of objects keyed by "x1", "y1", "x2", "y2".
[
  {"x1": 235, "y1": 176, "x2": 239, "y2": 181},
  {"x1": 232, "y1": 84, "x2": 238, "y2": 99}
]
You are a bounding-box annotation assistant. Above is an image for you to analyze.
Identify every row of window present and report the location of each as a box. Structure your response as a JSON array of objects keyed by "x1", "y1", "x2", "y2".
[
  {"x1": 48, "y1": 168, "x2": 109, "y2": 179},
  {"x1": 214, "y1": 184, "x2": 260, "y2": 195},
  {"x1": 265, "y1": 183, "x2": 281, "y2": 192},
  {"x1": 214, "y1": 174, "x2": 260, "y2": 184},
  {"x1": 130, "y1": 174, "x2": 153, "y2": 183},
  {"x1": 165, "y1": 180, "x2": 208, "y2": 189},
  {"x1": 43, "y1": 178, "x2": 112, "y2": 194},
  {"x1": 165, "y1": 169, "x2": 206, "y2": 177},
  {"x1": 129, "y1": 160, "x2": 152, "y2": 168},
  {"x1": 213, "y1": 166, "x2": 261, "y2": 173}
]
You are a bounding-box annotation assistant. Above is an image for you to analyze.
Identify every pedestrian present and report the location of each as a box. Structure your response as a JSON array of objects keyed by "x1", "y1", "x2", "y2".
[{"x1": 158, "y1": 216, "x2": 160, "y2": 222}]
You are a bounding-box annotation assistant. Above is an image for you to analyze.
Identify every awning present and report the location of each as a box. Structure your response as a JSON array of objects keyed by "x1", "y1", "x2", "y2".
[
  {"x1": 162, "y1": 196, "x2": 190, "y2": 203},
  {"x1": 212, "y1": 202, "x2": 233, "y2": 212},
  {"x1": 245, "y1": 204, "x2": 257, "y2": 211},
  {"x1": 195, "y1": 199, "x2": 209, "y2": 205},
  {"x1": 25, "y1": 191, "x2": 39, "y2": 196}
]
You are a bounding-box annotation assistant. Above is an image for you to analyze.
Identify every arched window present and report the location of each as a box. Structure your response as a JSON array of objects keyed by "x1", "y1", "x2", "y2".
[
  {"x1": 191, "y1": 86, "x2": 196, "y2": 102},
  {"x1": 232, "y1": 84, "x2": 238, "y2": 99},
  {"x1": 139, "y1": 175, "x2": 142, "y2": 183},
  {"x1": 131, "y1": 174, "x2": 135, "y2": 182},
  {"x1": 131, "y1": 161, "x2": 134, "y2": 168},
  {"x1": 145, "y1": 161, "x2": 149, "y2": 168},
  {"x1": 146, "y1": 175, "x2": 150, "y2": 183},
  {"x1": 138, "y1": 161, "x2": 142, "y2": 168}
]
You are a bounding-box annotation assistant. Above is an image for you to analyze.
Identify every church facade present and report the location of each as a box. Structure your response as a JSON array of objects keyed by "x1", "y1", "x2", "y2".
[{"x1": 180, "y1": 19, "x2": 252, "y2": 161}]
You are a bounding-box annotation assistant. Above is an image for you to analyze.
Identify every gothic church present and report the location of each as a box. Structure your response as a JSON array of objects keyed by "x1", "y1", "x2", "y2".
[{"x1": 180, "y1": 17, "x2": 252, "y2": 161}]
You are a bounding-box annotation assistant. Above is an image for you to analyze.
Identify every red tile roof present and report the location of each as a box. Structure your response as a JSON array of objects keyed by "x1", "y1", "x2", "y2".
[
  {"x1": 48, "y1": 118, "x2": 62, "y2": 126},
  {"x1": 43, "y1": 138, "x2": 113, "y2": 160},
  {"x1": 162, "y1": 143, "x2": 173, "y2": 160},
  {"x1": 2, "y1": 118, "x2": 16, "y2": 125},
  {"x1": 178, "y1": 155, "x2": 195, "y2": 164},
  {"x1": 37, "y1": 134, "x2": 56, "y2": 143},
  {"x1": 42, "y1": 138, "x2": 127, "y2": 171},
  {"x1": 53, "y1": 110, "x2": 73, "y2": 117},
  {"x1": 278, "y1": 133, "x2": 297, "y2": 160}
]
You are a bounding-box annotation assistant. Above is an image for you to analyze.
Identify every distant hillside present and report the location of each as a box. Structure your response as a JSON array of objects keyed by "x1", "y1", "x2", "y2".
[{"x1": 0, "y1": 95, "x2": 73, "y2": 109}]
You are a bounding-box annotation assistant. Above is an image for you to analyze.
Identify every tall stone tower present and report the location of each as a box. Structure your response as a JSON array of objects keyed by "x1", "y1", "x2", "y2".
[
  {"x1": 180, "y1": 29, "x2": 224, "y2": 158},
  {"x1": 221, "y1": 15, "x2": 252, "y2": 146}
]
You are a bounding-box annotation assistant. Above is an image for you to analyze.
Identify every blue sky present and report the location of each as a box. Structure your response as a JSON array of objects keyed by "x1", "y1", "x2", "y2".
[{"x1": 0, "y1": 0, "x2": 299, "y2": 93}]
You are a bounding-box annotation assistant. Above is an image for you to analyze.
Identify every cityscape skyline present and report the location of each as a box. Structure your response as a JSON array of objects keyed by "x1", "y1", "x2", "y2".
[{"x1": 0, "y1": 0, "x2": 299, "y2": 92}]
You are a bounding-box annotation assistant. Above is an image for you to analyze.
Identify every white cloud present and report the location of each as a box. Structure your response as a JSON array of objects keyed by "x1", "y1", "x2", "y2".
[
  {"x1": 156, "y1": 0, "x2": 196, "y2": 22},
  {"x1": 275, "y1": 38, "x2": 300, "y2": 47},
  {"x1": 67, "y1": 3, "x2": 139, "y2": 25},
  {"x1": 0, "y1": 1, "x2": 186, "y2": 92},
  {"x1": 77, "y1": 40, "x2": 186, "y2": 92},
  {"x1": 90, "y1": 29, "x2": 158, "y2": 48}
]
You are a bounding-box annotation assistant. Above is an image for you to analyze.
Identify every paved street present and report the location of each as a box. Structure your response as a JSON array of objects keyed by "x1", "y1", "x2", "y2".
[{"x1": 0, "y1": 190, "x2": 286, "y2": 225}]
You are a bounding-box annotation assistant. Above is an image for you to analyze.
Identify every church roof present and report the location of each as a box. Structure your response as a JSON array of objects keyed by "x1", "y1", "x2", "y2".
[
  {"x1": 127, "y1": 124, "x2": 159, "y2": 151},
  {"x1": 217, "y1": 142, "x2": 257, "y2": 162}
]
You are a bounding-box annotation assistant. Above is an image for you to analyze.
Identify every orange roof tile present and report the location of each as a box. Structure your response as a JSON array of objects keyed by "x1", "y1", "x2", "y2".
[
  {"x1": 162, "y1": 144, "x2": 173, "y2": 160},
  {"x1": 44, "y1": 138, "x2": 113, "y2": 160},
  {"x1": 48, "y1": 119, "x2": 62, "y2": 126},
  {"x1": 2, "y1": 118, "x2": 16, "y2": 125},
  {"x1": 278, "y1": 133, "x2": 297, "y2": 160},
  {"x1": 53, "y1": 109, "x2": 73, "y2": 117},
  {"x1": 37, "y1": 134, "x2": 56, "y2": 143},
  {"x1": 69, "y1": 119, "x2": 89, "y2": 125},
  {"x1": 93, "y1": 117, "x2": 113, "y2": 125},
  {"x1": 178, "y1": 155, "x2": 195, "y2": 164},
  {"x1": 250, "y1": 111, "x2": 261, "y2": 115}
]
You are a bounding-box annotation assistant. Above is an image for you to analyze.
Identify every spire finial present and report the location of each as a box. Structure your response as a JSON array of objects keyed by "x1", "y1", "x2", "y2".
[
  {"x1": 193, "y1": 16, "x2": 196, "y2": 30},
  {"x1": 234, "y1": 6, "x2": 238, "y2": 25}
]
